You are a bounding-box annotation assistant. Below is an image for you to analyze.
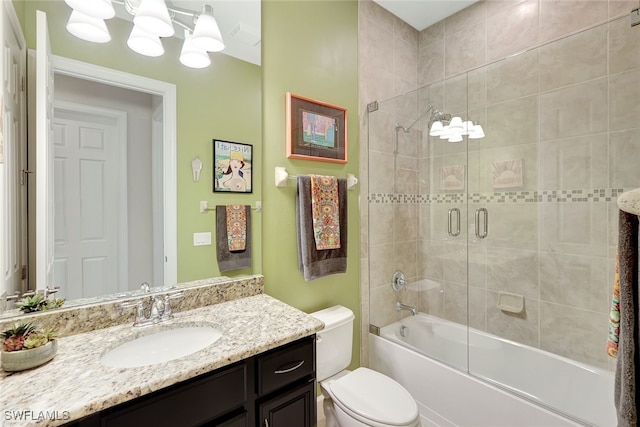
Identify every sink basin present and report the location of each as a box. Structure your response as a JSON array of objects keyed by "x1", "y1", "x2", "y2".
[{"x1": 100, "y1": 325, "x2": 222, "y2": 368}]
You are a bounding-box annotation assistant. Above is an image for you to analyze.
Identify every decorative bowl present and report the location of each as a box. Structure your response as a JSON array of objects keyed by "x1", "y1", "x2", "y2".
[{"x1": 1, "y1": 340, "x2": 57, "y2": 372}]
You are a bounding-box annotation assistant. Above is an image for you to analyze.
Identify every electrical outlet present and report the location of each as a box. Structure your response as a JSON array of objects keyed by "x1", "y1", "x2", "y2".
[{"x1": 193, "y1": 232, "x2": 212, "y2": 246}]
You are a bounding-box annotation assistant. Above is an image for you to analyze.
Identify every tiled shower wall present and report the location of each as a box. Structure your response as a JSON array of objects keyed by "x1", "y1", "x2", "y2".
[{"x1": 359, "y1": 0, "x2": 640, "y2": 370}]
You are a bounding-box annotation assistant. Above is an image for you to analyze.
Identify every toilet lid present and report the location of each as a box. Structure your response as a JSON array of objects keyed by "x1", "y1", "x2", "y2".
[{"x1": 329, "y1": 367, "x2": 418, "y2": 426}]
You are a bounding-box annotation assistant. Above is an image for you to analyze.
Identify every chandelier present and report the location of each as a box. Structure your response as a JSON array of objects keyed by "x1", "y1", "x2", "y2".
[{"x1": 64, "y1": 0, "x2": 225, "y2": 69}]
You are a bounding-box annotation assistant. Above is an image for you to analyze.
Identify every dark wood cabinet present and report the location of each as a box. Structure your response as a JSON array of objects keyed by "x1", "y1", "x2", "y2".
[
  {"x1": 258, "y1": 381, "x2": 315, "y2": 427},
  {"x1": 67, "y1": 335, "x2": 316, "y2": 427}
]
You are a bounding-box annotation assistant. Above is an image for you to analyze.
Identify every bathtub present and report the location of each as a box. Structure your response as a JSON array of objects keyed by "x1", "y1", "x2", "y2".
[{"x1": 369, "y1": 313, "x2": 616, "y2": 427}]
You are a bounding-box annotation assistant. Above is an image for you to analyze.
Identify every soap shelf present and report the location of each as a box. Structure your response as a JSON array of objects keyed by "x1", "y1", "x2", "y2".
[{"x1": 496, "y1": 291, "x2": 524, "y2": 314}]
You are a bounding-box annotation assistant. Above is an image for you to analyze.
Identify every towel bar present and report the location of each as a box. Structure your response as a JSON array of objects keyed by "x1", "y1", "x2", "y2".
[
  {"x1": 274, "y1": 166, "x2": 358, "y2": 190},
  {"x1": 199, "y1": 201, "x2": 262, "y2": 213}
]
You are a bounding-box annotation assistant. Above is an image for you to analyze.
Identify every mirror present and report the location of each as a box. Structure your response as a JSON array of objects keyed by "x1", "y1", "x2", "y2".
[{"x1": 1, "y1": 0, "x2": 262, "y2": 318}]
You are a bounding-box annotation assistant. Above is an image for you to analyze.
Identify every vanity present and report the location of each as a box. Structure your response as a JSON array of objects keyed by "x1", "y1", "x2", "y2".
[{"x1": 0, "y1": 277, "x2": 324, "y2": 427}]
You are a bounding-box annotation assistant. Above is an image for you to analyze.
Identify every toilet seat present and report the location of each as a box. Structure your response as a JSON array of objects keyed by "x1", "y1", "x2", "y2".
[{"x1": 327, "y1": 367, "x2": 419, "y2": 426}]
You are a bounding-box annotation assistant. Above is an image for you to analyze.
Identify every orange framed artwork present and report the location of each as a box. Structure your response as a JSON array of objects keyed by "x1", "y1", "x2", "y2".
[{"x1": 286, "y1": 92, "x2": 347, "y2": 164}]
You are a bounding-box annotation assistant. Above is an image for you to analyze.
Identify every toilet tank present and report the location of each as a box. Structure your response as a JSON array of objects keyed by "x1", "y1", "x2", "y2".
[{"x1": 310, "y1": 305, "x2": 355, "y2": 382}]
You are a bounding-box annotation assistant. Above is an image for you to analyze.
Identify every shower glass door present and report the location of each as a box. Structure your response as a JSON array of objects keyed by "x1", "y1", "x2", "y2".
[
  {"x1": 465, "y1": 16, "x2": 630, "y2": 426},
  {"x1": 367, "y1": 76, "x2": 471, "y2": 372}
]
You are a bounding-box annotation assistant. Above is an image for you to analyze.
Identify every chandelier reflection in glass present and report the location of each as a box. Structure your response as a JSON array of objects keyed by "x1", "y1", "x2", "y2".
[{"x1": 64, "y1": 0, "x2": 224, "y2": 69}]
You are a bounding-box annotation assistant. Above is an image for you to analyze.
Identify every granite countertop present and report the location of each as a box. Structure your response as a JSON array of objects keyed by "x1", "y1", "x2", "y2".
[{"x1": 1, "y1": 294, "x2": 324, "y2": 426}]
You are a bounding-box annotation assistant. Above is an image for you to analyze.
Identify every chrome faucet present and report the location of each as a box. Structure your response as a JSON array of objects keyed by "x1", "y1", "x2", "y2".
[
  {"x1": 121, "y1": 292, "x2": 185, "y2": 327},
  {"x1": 396, "y1": 301, "x2": 417, "y2": 316}
]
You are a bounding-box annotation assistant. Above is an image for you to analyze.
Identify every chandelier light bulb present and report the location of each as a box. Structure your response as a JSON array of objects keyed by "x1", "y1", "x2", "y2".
[
  {"x1": 66, "y1": 10, "x2": 111, "y2": 43},
  {"x1": 192, "y1": 5, "x2": 225, "y2": 52},
  {"x1": 180, "y1": 30, "x2": 211, "y2": 68},
  {"x1": 64, "y1": 0, "x2": 115, "y2": 20},
  {"x1": 429, "y1": 121, "x2": 444, "y2": 136},
  {"x1": 134, "y1": 0, "x2": 175, "y2": 38},
  {"x1": 127, "y1": 25, "x2": 164, "y2": 57}
]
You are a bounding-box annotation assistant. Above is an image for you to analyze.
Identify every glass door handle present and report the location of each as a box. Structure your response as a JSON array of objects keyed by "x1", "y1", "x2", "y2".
[
  {"x1": 475, "y1": 208, "x2": 488, "y2": 239},
  {"x1": 448, "y1": 208, "x2": 461, "y2": 237}
]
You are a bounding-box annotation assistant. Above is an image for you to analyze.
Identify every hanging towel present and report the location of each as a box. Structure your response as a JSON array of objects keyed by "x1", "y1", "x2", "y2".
[
  {"x1": 607, "y1": 252, "x2": 621, "y2": 358},
  {"x1": 296, "y1": 176, "x2": 347, "y2": 281},
  {"x1": 226, "y1": 204, "x2": 247, "y2": 251},
  {"x1": 216, "y1": 205, "x2": 252, "y2": 272},
  {"x1": 614, "y1": 209, "x2": 640, "y2": 427},
  {"x1": 310, "y1": 175, "x2": 341, "y2": 250}
]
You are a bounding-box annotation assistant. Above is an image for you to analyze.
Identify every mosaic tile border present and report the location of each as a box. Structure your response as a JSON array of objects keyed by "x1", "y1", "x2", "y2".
[{"x1": 368, "y1": 188, "x2": 628, "y2": 204}]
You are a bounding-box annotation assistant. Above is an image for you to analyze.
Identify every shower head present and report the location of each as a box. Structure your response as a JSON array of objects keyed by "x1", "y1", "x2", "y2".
[{"x1": 395, "y1": 104, "x2": 449, "y2": 133}]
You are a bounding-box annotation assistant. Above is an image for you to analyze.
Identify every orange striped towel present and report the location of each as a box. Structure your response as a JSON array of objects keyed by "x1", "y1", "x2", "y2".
[
  {"x1": 607, "y1": 252, "x2": 620, "y2": 358},
  {"x1": 226, "y1": 204, "x2": 246, "y2": 252},
  {"x1": 310, "y1": 175, "x2": 341, "y2": 250}
]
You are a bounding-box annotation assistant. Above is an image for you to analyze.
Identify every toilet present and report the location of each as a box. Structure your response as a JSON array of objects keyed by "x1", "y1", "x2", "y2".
[{"x1": 310, "y1": 305, "x2": 420, "y2": 427}]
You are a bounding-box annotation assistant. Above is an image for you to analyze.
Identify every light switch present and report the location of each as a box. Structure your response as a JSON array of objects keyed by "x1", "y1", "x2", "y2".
[{"x1": 193, "y1": 232, "x2": 212, "y2": 246}]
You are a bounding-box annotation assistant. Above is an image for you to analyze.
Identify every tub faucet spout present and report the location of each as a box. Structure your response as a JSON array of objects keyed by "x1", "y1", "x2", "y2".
[{"x1": 396, "y1": 301, "x2": 417, "y2": 316}]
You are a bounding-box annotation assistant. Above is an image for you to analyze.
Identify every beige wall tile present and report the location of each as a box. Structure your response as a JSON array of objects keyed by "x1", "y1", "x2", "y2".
[
  {"x1": 539, "y1": 134, "x2": 609, "y2": 190},
  {"x1": 394, "y1": 36, "x2": 418, "y2": 89},
  {"x1": 610, "y1": 129, "x2": 640, "y2": 188},
  {"x1": 539, "y1": 302, "x2": 609, "y2": 368},
  {"x1": 418, "y1": 40, "x2": 445, "y2": 86},
  {"x1": 369, "y1": 203, "x2": 395, "y2": 245},
  {"x1": 419, "y1": 19, "x2": 445, "y2": 45},
  {"x1": 487, "y1": 247, "x2": 539, "y2": 298},
  {"x1": 419, "y1": 239, "x2": 445, "y2": 280},
  {"x1": 443, "y1": 281, "x2": 469, "y2": 324},
  {"x1": 539, "y1": 78, "x2": 608, "y2": 142},
  {"x1": 470, "y1": 142, "x2": 538, "y2": 192},
  {"x1": 487, "y1": 291, "x2": 539, "y2": 347},
  {"x1": 394, "y1": 240, "x2": 418, "y2": 280},
  {"x1": 369, "y1": 243, "x2": 397, "y2": 288},
  {"x1": 487, "y1": 0, "x2": 539, "y2": 61},
  {"x1": 359, "y1": 0, "x2": 394, "y2": 35},
  {"x1": 468, "y1": 285, "x2": 488, "y2": 330},
  {"x1": 486, "y1": 49, "x2": 539, "y2": 105},
  {"x1": 539, "y1": 202, "x2": 608, "y2": 257},
  {"x1": 370, "y1": 285, "x2": 400, "y2": 327},
  {"x1": 444, "y1": 242, "x2": 468, "y2": 284},
  {"x1": 480, "y1": 203, "x2": 539, "y2": 250},
  {"x1": 609, "y1": 69, "x2": 640, "y2": 131},
  {"x1": 609, "y1": 16, "x2": 640, "y2": 74},
  {"x1": 394, "y1": 14, "x2": 418, "y2": 47},
  {"x1": 539, "y1": 252, "x2": 609, "y2": 312},
  {"x1": 539, "y1": 25, "x2": 607, "y2": 91},
  {"x1": 609, "y1": 0, "x2": 639, "y2": 18},
  {"x1": 485, "y1": 95, "x2": 539, "y2": 148},
  {"x1": 446, "y1": 0, "x2": 487, "y2": 34},
  {"x1": 368, "y1": 151, "x2": 395, "y2": 193},
  {"x1": 445, "y1": 21, "x2": 487, "y2": 77},
  {"x1": 539, "y1": 0, "x2": 608, "y2": 43},
  {"x1": 394, "y1": 203, "x2": 419, "y2": 242}
]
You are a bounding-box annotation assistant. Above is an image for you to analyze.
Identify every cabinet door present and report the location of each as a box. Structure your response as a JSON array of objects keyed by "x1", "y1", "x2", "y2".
[{"x1": 258, "y1": 381, "x2": 315, "y2": 427}]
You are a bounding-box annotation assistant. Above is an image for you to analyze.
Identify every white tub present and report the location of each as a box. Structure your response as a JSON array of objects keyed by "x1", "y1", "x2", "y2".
[{"x1": 370, "y1": 313, "x2": 616, "y2": 427}]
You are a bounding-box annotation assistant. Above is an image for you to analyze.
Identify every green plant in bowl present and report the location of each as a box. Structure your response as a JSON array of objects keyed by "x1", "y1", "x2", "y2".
[
  {"x1": 15, "y1": 295, "x2": 65, "y2": 313},
  {"x1": 1, "y1": 322, "x2": 57, "y2": 372}
]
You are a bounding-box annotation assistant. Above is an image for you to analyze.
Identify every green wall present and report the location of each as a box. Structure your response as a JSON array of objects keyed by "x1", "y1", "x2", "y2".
[
  {"x1": 17, "y1": 1, "x2": 262, "y2": 282},
  {"x1": 262, "y1": 0, "x2": 361, "y2": 368}
]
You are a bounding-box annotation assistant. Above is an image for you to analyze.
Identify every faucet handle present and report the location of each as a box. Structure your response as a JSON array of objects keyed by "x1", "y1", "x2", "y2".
[
  {"x1": 121, "y1": 300, "x2": 146, "y2": 325},
  {"x1": 161, "y1": 292, "x2": 184, "y2": 320}
]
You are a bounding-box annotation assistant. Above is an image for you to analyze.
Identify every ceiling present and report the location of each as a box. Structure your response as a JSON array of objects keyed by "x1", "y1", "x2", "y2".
[
  {"x1": 372, "y1": 0, "x2": 478, "y2": 31},
  {"x1": 121, "y1": 1, "x2": 477, "y2": 67}
]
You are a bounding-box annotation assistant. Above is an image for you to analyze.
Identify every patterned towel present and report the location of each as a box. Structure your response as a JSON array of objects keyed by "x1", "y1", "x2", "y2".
[
  {"x1": 226, "y1": 204, "x2": 246, "y2": 252},
  {"x1": 310, "y1": 175, "x2": 341, "y2": 250},
  {"x1": 607, "y1": 252, "x2": 621, "y2": 358}
]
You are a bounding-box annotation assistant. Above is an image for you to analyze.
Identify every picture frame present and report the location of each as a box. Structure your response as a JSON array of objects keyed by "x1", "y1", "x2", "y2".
[
  {"x1": 213, "y1": 139, "x2": 253, "y2": 193},
  {"x1": 286, "y1": 92, "x2": 347, "y2": 164}
]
